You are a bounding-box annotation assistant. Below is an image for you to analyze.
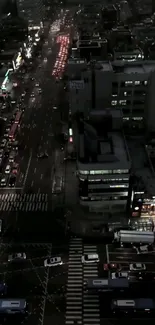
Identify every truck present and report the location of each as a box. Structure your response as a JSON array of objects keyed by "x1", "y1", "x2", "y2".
[{"x1": 114, "y1": 230, "x2": 154, "y2": 245}]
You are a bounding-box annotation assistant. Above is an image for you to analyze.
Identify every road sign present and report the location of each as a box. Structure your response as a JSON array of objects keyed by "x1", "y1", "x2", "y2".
[{"x1": 69, "y1": 80, "x2": 84, "y2": 90}]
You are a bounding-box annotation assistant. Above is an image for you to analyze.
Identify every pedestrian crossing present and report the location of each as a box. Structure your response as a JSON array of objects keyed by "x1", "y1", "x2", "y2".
[
  {"x1": 83, "y1": 244, "x2": 100, "y2": 325},
  {"x1": 66, "y1": 238, "x2": 83, "y2": 325},
  {"x1": 66, "y1": 238, "x2": 100, "y2": 325},
  {"x1": 0, "y1": 193, "x2": 48, "y2": 211}
]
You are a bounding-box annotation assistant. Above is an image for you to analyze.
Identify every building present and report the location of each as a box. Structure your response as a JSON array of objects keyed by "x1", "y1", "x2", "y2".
[
  {"x1": 77, "y1": 109, "x2": 131, "y2": 214},
  {"x1": 16, "y1": 0, "x2": 44, "y2": 30},
  {"x1": 67, "y1": 60, "x2": 155, "y2": 132},
  {"x1": 0, "y1": 15, "x2": 28, "y2": 45}
]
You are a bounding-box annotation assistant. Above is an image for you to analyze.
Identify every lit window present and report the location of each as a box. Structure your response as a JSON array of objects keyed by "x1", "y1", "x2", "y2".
[
  {"x1": 135, "y1": 81, "x2": 140, "y2": 85},
  {"x1": 125, "y1": 81, "x2": 133, "y2": 85},
  {"x1": 111, "y1": 100, "x2": 117, "y2": 106},
  {"x1": 144, "y1": 80, "x2": 148, "y2": 85},
  {"x1": 79, "y1": 170, "x2": 89, "y2": 175},
  {"x1": 133, "y1": 117, "x2": 143, "y2": 121},
  {"x1": 119, "y1": 100, "x2": 127, "y2": 105}
]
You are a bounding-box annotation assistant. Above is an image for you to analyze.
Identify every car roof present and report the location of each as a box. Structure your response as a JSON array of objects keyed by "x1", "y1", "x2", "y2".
[{"x1": 86, "y1": 254, "x2": 98, "y2": 259}]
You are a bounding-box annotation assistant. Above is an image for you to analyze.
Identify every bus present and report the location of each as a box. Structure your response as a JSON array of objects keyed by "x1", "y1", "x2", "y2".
[
  {"x1": 15, "y1": 111, "x2": 22, "y2": 124},
  {"x1": 85, "y1": 278, "x2": 129, "y2": 292},
  {"x1": 0, "y1": 299, "x2": 27, "y2": 314},
  {"x1": 111, "y1": 298, "x2": 155, "y2": 315},
  {"x1": 8, "y1": 123, "x2": 18, "y2": 141}
]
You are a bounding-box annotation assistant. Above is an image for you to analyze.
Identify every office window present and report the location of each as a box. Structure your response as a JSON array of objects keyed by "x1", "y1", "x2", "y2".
[
  {"x1": 79, "y1": 170, "x2": 89, "y2": 175},
  {"x1": 135, "y1": 81, "x2": 140, "y2": 85},
  {"x1": 111, "y1": 100, "x2": 117, "y2": 106},
  {"x1": 119, "y1": 100, "x2": 127, "y2": 105},
  {"x1": 125, "y1": 81, "x2": 133, "y2": 85},
  {"x1": 113, "y1": 169, "x2": 129, "y2": 174}
]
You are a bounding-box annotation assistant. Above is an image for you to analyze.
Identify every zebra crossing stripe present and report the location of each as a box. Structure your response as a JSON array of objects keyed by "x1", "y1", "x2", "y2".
[
  {"x1": 0, "y1": 193, "x2": 48, "y2": 202},
  {"x1": 66, "y1": 238, "x2": 83, "y2": 325},
  {"x1": 83, "y1": 244, "x2": 100, "y2": 325},
  {"x1": 0, "y1": 193, "x2": 49, "y2": 211}
]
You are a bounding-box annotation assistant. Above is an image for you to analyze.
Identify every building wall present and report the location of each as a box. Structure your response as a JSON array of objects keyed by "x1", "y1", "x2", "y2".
[{"x1": 68, "y1": 61, "x2": 155, "y2": 131}]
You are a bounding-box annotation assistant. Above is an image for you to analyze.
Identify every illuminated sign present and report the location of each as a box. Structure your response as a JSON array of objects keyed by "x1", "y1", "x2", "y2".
[{"x1": 1, "y1": 69, "x2": 13, "y2": 90}]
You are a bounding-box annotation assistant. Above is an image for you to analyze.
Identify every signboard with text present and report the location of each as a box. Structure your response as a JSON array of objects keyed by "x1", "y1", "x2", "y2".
[{"x1": 69, "y1": 80, "x2": 84, "y2": 90}]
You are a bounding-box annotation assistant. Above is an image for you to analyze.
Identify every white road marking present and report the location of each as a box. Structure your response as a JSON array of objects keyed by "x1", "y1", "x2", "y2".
[
  {"x1": 34, "y1": 168, "x2": 36, "y2": 173},
  {"x1": 31, "y1": 180, "x2": 34, "y2": 187},
  {"x1": 23, "y1": 150, "x2": 33, "y2": 190},
  {"x1": 40, "y1": 174, "x2": 43, "y2": 180},
  {"x1": 106, "y1": 244, "x2": 109, "y2": 263}
]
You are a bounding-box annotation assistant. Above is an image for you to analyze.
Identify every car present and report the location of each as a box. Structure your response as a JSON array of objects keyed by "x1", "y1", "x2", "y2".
[
  {"x1": 3, "y1": 133, "x2": 9, "y2": 139},
  {"x1": 53, "y1": 106, "x2": 57, "y2": 110},
  {"x1": 9, "y1": 151, "x2": 16, "y2": 163},
  {"x1": 5, "y1": 165, "x2": 11, "y2": 174},
  {"x1": 44, "y1": 256, "x2": 62, "y2": 267},
  {"x1": 8, "y1": 253, "x2": 26, "y2": 263},
  {"x1": 12, "y1": 141, "x2": 18, "y2": 151},
  {"x1": 30, "y1": 92, "x2": 35, "y2": 97},
  {"x1": 81, "y1": 254, "x2": 99, "y2": 264},
  {"x1": 129, "y1": 263, "x2": 146, "y2": 271},
  {"x1": 103, "y1": 263, "x2": 121, "y2": 271},
  {"x1": 133, "y1": 245, "x2": 153, "y2": 254},
  {"x1": 0, "y1": 140, "x2": 7, "y2": 148},
  {"x1": 0, "y1": 178, "x2": 6, "y2": 187},
  {"x1": 111, "y1": 271, "x2": 129, "y2": 279},
  {"x1": 9, "y1": 175, "x2": 16, "y2": 187},
  {"x1": 35, "y1": 83, "x2": 39, "y2": 87}
]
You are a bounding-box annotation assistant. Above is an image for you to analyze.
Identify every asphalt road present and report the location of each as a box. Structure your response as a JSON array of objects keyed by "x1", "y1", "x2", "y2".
[{"x1": 0, "y1": 241, "x2": 68, "y2": 325}]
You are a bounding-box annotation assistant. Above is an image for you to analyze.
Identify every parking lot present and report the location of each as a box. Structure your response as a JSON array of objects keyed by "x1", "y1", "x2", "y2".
[
  {"x1": 106, "y1": 244, "x2": 155, "y2": 272},
  {"x1": 0, "y1": 243, "x2": 68, "y2": 325}
]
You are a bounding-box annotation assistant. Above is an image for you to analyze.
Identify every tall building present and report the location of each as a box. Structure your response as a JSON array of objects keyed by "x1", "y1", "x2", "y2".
[
  {"x1": 77, "y1": 109, "x2": 131, "y2": 214},
  {"x1": 16, "y1": 0, "x2": 44, "y2": 30},
  {"x1": 67, "y1": 60, "x2": 155, "y2": 133}
]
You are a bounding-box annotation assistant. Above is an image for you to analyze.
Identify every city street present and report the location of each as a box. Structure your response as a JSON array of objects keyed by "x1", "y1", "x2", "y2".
[{"x1": 0, "y1": 242, "x2": 68, "y2": 325}]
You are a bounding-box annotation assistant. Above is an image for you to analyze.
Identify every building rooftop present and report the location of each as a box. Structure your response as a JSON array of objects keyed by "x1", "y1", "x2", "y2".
[
  {"x1": 112, "y1": 61, "x2": 155, "y2": 74},
  {"x1": 78, "y1": 120, "x2": 130, "y2": 171}
]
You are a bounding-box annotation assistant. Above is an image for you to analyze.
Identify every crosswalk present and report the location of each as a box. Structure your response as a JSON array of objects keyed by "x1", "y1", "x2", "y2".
[
  {"x1": 0, "y1": 193, "x2": 48, "y2": 211},
  {"x1": 66, "y1": 238, "x2": 83, "y2": 325},
  {"x1": 83, "y1": 244, "x2": 100, "y2": 325},
  {"x1": 66, "y1": 238, "x2": 100, "y2": 325}
]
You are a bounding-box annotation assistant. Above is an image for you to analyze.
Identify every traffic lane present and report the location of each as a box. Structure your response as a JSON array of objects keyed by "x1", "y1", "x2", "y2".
[
  {"x1": 106, "y1": 244, "x2": 155, "y2": 271},
  {"x1": 107, "y1": 244, "x2": 155, "y2": 263},
  {"x1": 24, "y1": 157, "x2": 54, "y2": 193}
]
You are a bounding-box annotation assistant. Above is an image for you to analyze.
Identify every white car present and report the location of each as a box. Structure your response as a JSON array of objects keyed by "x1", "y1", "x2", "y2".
[
  {"x1": 44, "y1": 256, "x2": 63, "y2": 267},
  {"x1": 8, "y1": 252, "x2": 26, "y2": 262},
  {"x1": 81, "y1": 254, "x2": 99, "y2": 264},
  {"x1": 129, "y1": 263, "x2": 146, "y2": 271},
  {"x1": 111, "y1": 271, "x2": 129, "y2": 279},
  {"x1": 5, "y1": 165, "x2": 11, "y2": 174},
  {"x1": 0, "y1": 178, "x2": 6, "y2": 187},
  {"x1": 133, "y1": 245, "x2": 153, "y2": 254}
]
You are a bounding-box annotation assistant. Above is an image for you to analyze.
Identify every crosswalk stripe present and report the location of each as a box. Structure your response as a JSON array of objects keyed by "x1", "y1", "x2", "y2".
[{"x1": 0, "y1": 193, "x2": 49, "y2": 211}]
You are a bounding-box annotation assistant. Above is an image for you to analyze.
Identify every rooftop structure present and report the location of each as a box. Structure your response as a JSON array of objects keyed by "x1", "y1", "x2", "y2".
[{"x1": 77, "y1": 109, "x2": 131, "y2": 214}]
